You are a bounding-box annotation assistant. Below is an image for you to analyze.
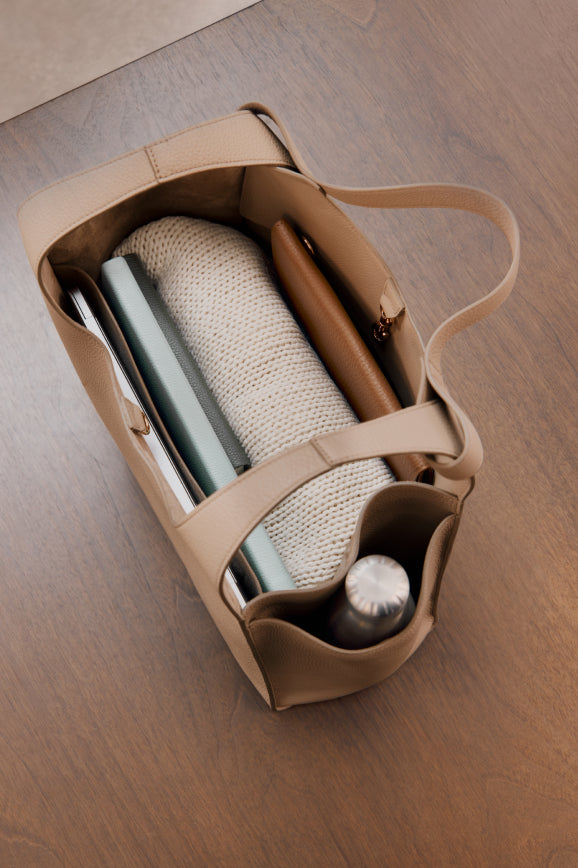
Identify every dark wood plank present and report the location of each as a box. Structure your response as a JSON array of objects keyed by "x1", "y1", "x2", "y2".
[{"x1": 1, "y1": 0, "x2": 576, "y2": 865}]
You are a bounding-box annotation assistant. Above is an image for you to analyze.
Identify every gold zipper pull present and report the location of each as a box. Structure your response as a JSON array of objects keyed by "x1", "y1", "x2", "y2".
[
  {"x1": 373, "y1": 312, "x2": 396, "y2": 342},
  {"x1": 373, "y1": 277, "x2": 405, "y2": 342}
]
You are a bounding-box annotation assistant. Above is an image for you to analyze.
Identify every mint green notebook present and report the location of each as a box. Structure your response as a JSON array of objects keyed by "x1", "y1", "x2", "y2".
[
  {"x1": 100, "y1": 255, "x2": 295, "y2": 593},
  {"x1": 122, "y1": 254, "x2": 249, "y2": 475}
]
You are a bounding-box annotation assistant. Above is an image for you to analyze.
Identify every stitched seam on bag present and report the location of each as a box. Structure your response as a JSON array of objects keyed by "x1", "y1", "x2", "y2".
[
  {"x1": 430, "y1": 514, "x2": 460, "y2": 621},
  {"x1": 144, "y1": 146, "x2": 160, "y2": 182},
  {"x1": 310, "y1": 437, "x2": 336, "y2": 466},
  {"x1": 243, "y1": 621, "x2": 278, "y2": 710}
]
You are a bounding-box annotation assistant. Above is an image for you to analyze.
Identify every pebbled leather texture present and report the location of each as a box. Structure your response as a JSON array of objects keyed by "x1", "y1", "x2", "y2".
[{"x1": 18, "y1": 105, "x2": 519, "y2": 709}]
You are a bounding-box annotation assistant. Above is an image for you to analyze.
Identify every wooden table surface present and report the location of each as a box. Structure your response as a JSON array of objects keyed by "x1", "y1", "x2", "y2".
[{"x1": 1, "y1": 1, "x2": 576, "y2": 865}]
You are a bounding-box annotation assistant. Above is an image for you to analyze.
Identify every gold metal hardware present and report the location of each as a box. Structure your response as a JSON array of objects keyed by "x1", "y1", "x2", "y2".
[
  {"x1": 130, "y1": 414, "x2": 150, "y2": 436},
  {"x1": 373, "y1": 278, "x2": 405, "y2": 342},
  {"x1": 300, "y1": 234, "x2": 316, "y2": 257},
  {"x1": 372, "y1": 312, "x2": 396, "y2": 342}
]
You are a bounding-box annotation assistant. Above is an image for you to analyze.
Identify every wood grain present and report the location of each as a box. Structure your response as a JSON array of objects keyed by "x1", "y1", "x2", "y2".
[{"x1": 1, "y1": 0, "x2": 576, "y2": 865}]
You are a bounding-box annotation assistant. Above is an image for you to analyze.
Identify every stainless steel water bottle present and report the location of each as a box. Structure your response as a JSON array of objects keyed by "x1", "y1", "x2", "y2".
[{"x1": 325, "y1": 555, "x2": 415, "y2": 649}]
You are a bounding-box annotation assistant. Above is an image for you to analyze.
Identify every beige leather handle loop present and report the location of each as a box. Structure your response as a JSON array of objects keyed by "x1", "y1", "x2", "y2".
[
  {"x1": 177, "y1": 400, "x2": 460, "y2": 595},
  {"x1": 241, "y1": 103, "x2": 520, "y2": 479}
]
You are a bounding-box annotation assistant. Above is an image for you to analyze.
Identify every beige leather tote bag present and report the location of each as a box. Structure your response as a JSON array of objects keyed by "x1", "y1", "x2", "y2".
[{"x1": 18, "y1": 104, "x2": 519, "y2": 709}]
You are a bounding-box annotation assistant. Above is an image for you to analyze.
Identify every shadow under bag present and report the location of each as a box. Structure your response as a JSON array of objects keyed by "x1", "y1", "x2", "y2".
[{"x1": 18, "y1": 103, "x2": 520, "y2": 710}]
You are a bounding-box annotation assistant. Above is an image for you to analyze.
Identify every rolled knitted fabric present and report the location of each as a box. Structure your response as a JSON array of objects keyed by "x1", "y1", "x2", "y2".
[{"x1": 114, "y1": 217, "x2": 395, "y2": 588}]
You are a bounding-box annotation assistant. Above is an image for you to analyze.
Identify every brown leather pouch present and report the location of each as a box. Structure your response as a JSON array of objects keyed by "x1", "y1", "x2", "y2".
[{"x1": 271, "y1": 218, "x2": 432, "y2": 483}]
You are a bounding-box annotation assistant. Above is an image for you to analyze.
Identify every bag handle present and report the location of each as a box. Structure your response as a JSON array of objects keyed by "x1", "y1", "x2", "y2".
[{"x1": 176, "y1": 399, "x2": 461, "y2": 598}]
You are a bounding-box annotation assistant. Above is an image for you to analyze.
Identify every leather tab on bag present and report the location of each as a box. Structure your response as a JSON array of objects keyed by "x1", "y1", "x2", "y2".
[{"x1": 122, "y1": 397, "x2": 150, "y2": 435}]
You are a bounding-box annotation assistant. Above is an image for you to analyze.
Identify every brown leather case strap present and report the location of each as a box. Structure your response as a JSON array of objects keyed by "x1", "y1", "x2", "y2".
[
  {"x1": 18, "y1": 109, "x2": 293, "y2": 281},
  {"x1": 241, "y1": 103, "x2": 521, "y2": 481},
  {"x1": 176, "y1": 399, "x2": 461, "y2": 596}
]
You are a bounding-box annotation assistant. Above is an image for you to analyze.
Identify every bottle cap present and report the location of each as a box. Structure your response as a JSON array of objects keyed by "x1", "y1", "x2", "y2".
[{"x1": 345, "y1": 555, "x2": 410, "y2": 620}]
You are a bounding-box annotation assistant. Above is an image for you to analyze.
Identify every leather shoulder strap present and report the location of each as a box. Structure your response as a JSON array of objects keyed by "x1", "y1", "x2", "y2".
[{"x1": 176, "y1": 400, "x2": 461, "y2": 598}]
